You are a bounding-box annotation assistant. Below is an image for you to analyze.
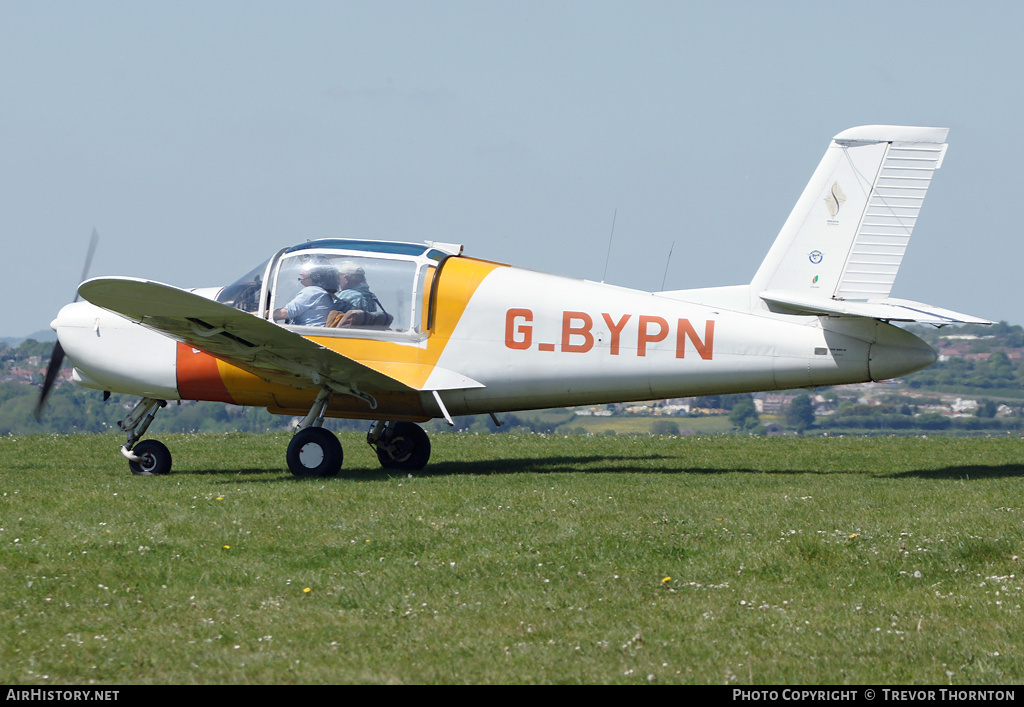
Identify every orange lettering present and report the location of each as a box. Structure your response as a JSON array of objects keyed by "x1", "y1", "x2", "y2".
[
  {"x1": 602, "y1": 313, "x2": 631, "y2": 355},
  {"x1": 561, "y1": 311, "x2": 594, "y2": 353},
  {"x1": 637, "y1": 315, "x2": 669, "y2": 357},
  {"x1": 676, "y1": 319, "x2": 715, "y2": 360},
  {"x1": 505, "y1": 308, "x2": 533, "y2": 350}
]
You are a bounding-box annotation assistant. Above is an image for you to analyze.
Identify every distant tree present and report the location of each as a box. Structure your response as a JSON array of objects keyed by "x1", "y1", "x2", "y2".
[
  {"x1": 729, "y1": 397, "x2": 759, "y2": 430},
  {"x1": 721, "y1": 393, "x2": 755, "y2": 410},
  {"x1": 784, "y1": 394, "x2": 815, "y2": 432},
  {"x1": 691, "y1": 394, "x2": 721, "y2": 410},
  {"x1": 976, "y1": 399, "x2": 998, "y2": 418},
  {"x1": 650, "y1": 419, "x2": 680, "y2": 436},
  {"x1": 17, "y1": 339, "x2": 53, "y2": 358},
  {"x1": 916, "y1": 413, "x2": 952, "y2": 430}
]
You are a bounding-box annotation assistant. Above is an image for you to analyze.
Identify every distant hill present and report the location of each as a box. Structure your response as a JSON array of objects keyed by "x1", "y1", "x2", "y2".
[{"x1": 1, "y1": 330, "x2": 57, "y2": 346}]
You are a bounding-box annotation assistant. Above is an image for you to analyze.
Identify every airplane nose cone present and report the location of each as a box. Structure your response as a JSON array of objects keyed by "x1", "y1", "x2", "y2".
[
  {"x1": 51, "y1": 302, "x2": 82, "y2": 338},
  {"x1": 868, "y1": 325, "x2": 937, "y2": 381}
]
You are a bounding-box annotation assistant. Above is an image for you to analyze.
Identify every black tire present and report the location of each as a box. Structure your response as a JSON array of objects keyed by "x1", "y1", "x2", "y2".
[
  {"x1": 376, "y1": 422, "x2": 431, "y2": 471},
  {"x1": 128, "y1": 439, "x2": 173, "y2": 476},
  {"x1": 286, "y1": 427, "x2": 343, "y2": 477}
]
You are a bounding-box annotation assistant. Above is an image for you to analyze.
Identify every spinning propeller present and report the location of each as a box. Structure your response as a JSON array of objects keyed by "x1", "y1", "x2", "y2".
[{"x1": 35, "y1": 229, "x2": 99, "y2": 419}]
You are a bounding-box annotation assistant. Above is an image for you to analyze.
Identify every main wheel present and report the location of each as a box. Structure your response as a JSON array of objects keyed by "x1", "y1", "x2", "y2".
[
  {"x1": 286, "y1": 427, "x2": 343, "y2": 477},
  {"x1": 128, "y1": 439, "x2": 173, "y2": 476},
  {"x1": 376, "y1": 422, "x2": 431, "y2": 471}
]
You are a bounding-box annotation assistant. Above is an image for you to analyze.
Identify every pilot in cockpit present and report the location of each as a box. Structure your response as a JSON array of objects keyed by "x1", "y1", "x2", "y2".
[{"x1": 273, "y1": 263, "x2": 338, "y2": 326}]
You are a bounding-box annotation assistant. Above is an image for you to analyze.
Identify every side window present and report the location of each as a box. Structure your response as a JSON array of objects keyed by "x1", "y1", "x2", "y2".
[{"x1": 270, "y1": 253, "x2": 421, "y2": 332}]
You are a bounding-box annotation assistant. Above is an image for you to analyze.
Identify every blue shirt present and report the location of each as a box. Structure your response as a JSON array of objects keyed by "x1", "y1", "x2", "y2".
[{"x1": 285, "y1": 286, "x2": 335, "y2": 326}]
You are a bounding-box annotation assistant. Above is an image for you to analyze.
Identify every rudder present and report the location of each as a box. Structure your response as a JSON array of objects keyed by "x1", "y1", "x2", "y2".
[{"x1": 750, "y1": 125, "x2": 949, "y2": 303}]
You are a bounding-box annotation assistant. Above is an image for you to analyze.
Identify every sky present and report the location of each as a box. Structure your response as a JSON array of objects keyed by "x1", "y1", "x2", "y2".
[{"x1": 2, "y1": 1, "x2": 1022, "y2": 338}]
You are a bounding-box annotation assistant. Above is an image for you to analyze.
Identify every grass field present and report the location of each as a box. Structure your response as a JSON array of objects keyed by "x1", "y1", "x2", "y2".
[{"x1": 2, "y1": 432, "x2": 1023, "y2": 684}]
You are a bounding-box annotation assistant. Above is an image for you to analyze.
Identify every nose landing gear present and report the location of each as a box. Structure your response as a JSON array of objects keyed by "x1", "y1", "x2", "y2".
[{"x1": 118, "y1": 397, "x2": 171, "y2": 476}]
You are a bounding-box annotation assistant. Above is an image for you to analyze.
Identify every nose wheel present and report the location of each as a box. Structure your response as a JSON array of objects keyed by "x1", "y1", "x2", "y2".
[{"x1": 128, "y1": 439, "x2": 172, "y2": 476}]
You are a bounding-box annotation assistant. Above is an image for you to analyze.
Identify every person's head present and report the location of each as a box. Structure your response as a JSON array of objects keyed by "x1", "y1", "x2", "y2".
[
  {"x1": 336, "y1": 261, "x2": 366, "y2": 289},
  {"x1": 300, "y1": 265, "x2": 339, "y2": 293}
]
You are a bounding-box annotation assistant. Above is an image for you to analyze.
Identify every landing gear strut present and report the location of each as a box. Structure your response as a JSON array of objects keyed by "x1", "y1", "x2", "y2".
[
  {"x1": 286, "y1": 388, "x2": 343, "y2": 477},
  {"x1": 367, "y1": 420, "x2": 431, "y2": 471},
  {"x1": 119, "y1": 397, "x2": 171, "y2": 476}
]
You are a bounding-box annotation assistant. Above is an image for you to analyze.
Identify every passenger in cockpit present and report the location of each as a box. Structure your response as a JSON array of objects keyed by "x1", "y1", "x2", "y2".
[
  {"x1": 273, "y1": 264, "x2": 338, "y2": 326},
  {"x1": 328, "y1": 261, "x2": 392, "y2": 328},
  {"x1": 333, "y1": 262, "x2": 377, "y2": 313}
]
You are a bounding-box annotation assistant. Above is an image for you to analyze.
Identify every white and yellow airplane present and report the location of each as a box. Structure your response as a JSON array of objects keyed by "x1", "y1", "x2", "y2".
[{"x1": 40, "y1": 125, "x2": 989, "y2": 476}]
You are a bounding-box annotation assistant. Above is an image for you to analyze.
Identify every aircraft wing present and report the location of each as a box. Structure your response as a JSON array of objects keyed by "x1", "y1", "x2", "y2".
[{"x1": 77, "y1": 277, "x2": 426, "y2": 406}]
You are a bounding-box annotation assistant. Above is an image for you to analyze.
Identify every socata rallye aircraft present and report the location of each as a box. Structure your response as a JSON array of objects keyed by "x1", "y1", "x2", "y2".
[{"x1": 40, "y1": 125, "x2": 989, "y2": 477}]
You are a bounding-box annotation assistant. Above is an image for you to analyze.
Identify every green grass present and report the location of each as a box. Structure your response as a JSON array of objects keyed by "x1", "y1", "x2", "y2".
[{"x1": 1, "y1": 432, "x2": 1023, "y2": 684}]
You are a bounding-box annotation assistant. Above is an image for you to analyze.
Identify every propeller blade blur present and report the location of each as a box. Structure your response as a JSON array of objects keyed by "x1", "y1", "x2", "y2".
[
  {"x1": 74, "y1": 228, "x2": 99, "y2": 302},
  {"x1": 36, "y1": 229, "x2": 99, "y2": 418}
]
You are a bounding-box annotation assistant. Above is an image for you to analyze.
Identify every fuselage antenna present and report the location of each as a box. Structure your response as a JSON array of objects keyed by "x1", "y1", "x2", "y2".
[
  {"x1": 601, "y1": 209, "x2": 617, "y2": 283},
  {"x1": 660, "y1": 241, "x2": 675, "y2": 291}
]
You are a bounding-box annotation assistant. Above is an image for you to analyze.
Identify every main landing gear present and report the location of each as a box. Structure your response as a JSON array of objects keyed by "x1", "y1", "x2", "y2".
[
  {"x1": 284, "y1": 419, "x2": 432, "y2": 477},
  {"x1": 286, "y1": 388, "x2": 432, "y2": 476},
  {"x1": 367, "y1": 420, "x2": 432, "y2": 471},
  {"x1": 287, "y1": 388, "x2": 342, "y2": 477}
]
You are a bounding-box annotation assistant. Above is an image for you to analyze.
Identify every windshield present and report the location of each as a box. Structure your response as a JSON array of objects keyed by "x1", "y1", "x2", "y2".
[{"x1": 216, "y1": 257, "x2": 271, "y2": 313}]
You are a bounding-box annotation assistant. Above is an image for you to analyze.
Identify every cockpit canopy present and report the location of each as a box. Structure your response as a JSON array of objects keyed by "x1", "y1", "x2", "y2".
[{"x1": 216, "y1": 239, "x2": 462, "y2": 336}]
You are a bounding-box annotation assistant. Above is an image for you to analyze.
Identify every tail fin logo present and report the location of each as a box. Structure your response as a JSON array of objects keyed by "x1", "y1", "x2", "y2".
[{"x1": 824, "y1": 181, "x2": 846, "y2": 218}]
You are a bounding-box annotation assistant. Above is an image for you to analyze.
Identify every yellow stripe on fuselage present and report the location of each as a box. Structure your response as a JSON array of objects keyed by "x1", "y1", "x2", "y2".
[{"x1": 311, "y1": 256, "x2": 503, "y2": 386}]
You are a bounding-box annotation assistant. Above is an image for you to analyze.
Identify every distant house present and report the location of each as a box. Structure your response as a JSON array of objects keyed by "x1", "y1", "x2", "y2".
[{"x1": 755, "y1": 393, "x2": 795, "y2": 415}]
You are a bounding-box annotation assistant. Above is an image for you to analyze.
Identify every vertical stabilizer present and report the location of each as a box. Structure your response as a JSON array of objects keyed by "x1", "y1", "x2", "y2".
[{"x1": 751, "y1": 125, "x2": 949, "y2": 305}]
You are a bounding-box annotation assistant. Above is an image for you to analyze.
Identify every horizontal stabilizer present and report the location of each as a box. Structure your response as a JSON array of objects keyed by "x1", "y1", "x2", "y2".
[{"x1": 760, "y1": 290, "x2": 991, "y2": 325}]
